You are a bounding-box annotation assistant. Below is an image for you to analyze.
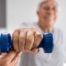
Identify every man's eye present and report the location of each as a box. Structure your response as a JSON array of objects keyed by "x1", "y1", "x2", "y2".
[{"x1": 43, "y1": 7, "x2": 49, "y2": 10}]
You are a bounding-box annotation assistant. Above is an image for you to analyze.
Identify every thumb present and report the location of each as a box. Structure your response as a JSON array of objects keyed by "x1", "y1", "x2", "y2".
[
  {"x1": 12, "y1": 52, "x2": 22, "y2": 63},
  {"x1": 31, "y1": 48, "x2": 39, "y2": 54}
]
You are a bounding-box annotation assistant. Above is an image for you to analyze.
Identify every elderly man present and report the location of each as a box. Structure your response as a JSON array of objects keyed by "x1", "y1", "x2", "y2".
[{"x1": 0, "y1": 0, "x2": 66, "y2": 66}]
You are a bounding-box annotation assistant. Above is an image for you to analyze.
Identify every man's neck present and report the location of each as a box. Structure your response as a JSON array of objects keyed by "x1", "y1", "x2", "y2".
[{"x1": 38, "y1": 22, "x2": 53, "y2": 33}]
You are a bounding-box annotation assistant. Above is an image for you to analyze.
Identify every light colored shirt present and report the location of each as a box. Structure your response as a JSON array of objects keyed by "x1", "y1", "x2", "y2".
[{"x1": 19, "y1": 22, "x2": 66, "y2": 66}]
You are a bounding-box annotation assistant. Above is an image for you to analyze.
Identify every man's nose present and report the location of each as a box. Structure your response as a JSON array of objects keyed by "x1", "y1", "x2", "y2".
[{"x1": 47, "y1": 9, "x2": 54, "y2": 15}]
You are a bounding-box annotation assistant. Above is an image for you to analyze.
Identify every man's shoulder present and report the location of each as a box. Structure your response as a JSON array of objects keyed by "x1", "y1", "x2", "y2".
[{"x1": 54, "y1": 27, "x2": 65, "y2": 37}]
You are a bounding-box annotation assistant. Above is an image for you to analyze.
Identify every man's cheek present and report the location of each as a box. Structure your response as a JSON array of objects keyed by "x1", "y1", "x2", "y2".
[{"x1": 54, "y1": 16, "x2": 57, "y2": 21}]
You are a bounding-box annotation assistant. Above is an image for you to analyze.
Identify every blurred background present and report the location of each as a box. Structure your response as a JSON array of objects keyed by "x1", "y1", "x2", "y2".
[
  {"x1": 0, "y1": 0, "x2": 66, "y2": 66},
  {"x1": 1, "y1": 0, "x2": 66, "y2": 33}
]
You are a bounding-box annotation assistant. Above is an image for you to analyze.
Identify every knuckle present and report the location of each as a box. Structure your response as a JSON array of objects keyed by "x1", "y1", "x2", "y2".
[
  {"x1": 21, "y1": 28, "x2": 28, "y2": 32},
  {"x1": 37, "y1": 33, "x2": 41, "y2": 37},
  {"x1": 13, "y1": 33, "x2": 19, "y2": 38},
  {"x1": 19, "y1": 32, "x2": 26, "y2": 40},
  {"x1": 13, "y1": 37, "x2": 18, "y2": 42},
  {"x1": 36, "y1": 32, "x2": 43, "y2": 39},
  {"x1": 12, "y1": 29, "x2": 19, "y2": 37},
  {"x1": 29, "y1": 28, "x2": 35, "y2": 32},
  {"x1": 12, "y1": 35, "x2": 19, "y2": 42}
]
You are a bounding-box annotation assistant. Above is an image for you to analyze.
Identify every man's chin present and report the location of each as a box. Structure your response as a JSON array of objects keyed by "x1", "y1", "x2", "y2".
[{"x1": 45, "y1": 24, "x2": 54, "y2": 27}]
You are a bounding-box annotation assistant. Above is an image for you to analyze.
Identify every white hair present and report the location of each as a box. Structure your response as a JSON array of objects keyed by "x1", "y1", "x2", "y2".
[
  {"x1": 37, "y1": 0, "x2": 46, "y2": 11},
  {"x1": 37, "y1": 0, "x2": 60, "y2": 12}
]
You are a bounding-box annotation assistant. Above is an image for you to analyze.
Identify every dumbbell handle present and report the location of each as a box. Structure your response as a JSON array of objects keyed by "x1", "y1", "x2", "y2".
[{"x1": 0, "y1": 33, "x2": 54, "y2": 53}]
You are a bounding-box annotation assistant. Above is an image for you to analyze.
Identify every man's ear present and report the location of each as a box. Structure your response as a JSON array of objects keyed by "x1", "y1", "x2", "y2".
[{"x1": 37, "y1": 11, "x2": 39, "y2": 16}]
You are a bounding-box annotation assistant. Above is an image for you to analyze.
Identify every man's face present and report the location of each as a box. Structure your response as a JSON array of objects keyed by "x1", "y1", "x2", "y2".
[{"x1": 37, "y1": 0, "x2": 58, "y2": 27}]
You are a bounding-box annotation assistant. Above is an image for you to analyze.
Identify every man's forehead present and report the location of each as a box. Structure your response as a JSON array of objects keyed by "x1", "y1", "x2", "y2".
[{"x1": 40, "y1": 0, "x2": 58, "y2": 6}]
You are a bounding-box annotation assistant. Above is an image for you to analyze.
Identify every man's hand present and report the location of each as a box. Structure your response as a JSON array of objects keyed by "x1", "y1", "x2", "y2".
[
  {"x1": 12, "y1": 28, "x2": 43, "y2": 54},
  {"x1": 0, "y1": 51, "x2": 22, "y2": 66}
]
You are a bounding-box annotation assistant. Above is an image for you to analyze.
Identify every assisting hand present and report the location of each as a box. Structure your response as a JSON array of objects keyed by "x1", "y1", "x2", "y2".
[{"x1": 0, "y1": 51, "x2": 22, "y2": 66}]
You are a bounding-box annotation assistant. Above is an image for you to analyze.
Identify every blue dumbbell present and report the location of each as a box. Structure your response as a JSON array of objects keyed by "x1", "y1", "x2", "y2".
[
  {"x1": 38, "y1": 33, "x2": 54, "y2": 53},
  {"x1": 0, "y1": 33, "x2": 54, "y2": 53}
]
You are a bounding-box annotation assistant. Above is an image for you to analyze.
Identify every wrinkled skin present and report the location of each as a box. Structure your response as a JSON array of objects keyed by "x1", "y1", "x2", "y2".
[
  {"x1": 12, "y1": 28, "x2": 43, "y2": 54},
  {"x1": 0, "y1": 51, "x2": 22, "y2": 66},
  {"x1": 0, "y1": 0, "x2": 59, "y2": 66}
]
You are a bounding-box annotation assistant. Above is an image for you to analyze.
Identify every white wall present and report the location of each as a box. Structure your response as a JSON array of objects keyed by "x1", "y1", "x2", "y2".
[
  {"x1": 6, "y1": 0, "x2": 39, "y2": 33},
  {"x1": 6, "y1": 0, "x2": 66, "y2": 33},
  {"x1": 6, "y1": 0, "x2": 66, "y2": 66},
  {"x1": 6, "y1": 0, "x2": 66, "y2": 32}
]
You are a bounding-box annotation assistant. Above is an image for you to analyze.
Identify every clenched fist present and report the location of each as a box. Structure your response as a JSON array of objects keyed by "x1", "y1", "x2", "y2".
[{"x1": 12, "y1": 28, "x2": 43, "y2": 54}]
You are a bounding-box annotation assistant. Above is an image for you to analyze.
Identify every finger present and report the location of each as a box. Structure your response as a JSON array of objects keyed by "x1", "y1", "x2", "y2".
[
  {"x1": 33, "y1": 31, "x2": 43, "y2": 48},
  {"x1": 19, "y1": 29, "x2": 27, "y2": 51},
  {"x1": 12, "y1": 52, "x2": 22, "y2": 64},
  {"x1": 4, "y1": 51, "x2": 17, "y2": 62},
  {"x1": 12, "y1": 29, "x2": 20, "y2": 51},
  {"x1": 31, "y1": 48, "x2": 39, "y2": 54},
  {"x1": 25, "y1": 29, "x2": 34, "y2": 51}
]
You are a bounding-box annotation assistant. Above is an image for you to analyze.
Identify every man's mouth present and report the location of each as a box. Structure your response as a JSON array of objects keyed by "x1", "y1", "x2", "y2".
[{"x1": 44, "y1": 16, "x2": 54, "y2": 20}]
